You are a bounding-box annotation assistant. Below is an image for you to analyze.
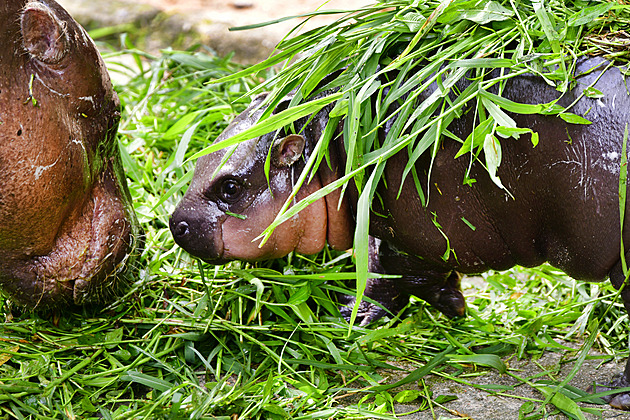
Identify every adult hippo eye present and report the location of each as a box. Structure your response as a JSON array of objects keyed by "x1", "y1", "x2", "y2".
[{"x1": 220, "y1": 179, "x2": 242, "y2": 202}]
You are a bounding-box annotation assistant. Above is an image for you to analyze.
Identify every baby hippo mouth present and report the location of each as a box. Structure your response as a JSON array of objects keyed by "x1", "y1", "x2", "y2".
[{"x1": 0, "y1": 163, "x2": 139, "y2": 309}]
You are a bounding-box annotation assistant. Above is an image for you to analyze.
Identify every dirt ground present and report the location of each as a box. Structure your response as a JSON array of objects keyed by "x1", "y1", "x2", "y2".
[
  {"x1": 137, "y1": 0, "x2": 369, "y2": 38},
  {"x1": 59, "y1": 0, "x2": 371, "y2": 62}
]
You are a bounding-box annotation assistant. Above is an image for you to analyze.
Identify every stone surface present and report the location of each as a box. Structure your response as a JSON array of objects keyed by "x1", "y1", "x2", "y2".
[{"x1": 387, "y1": 354, "x2": 624, "y2": 419}]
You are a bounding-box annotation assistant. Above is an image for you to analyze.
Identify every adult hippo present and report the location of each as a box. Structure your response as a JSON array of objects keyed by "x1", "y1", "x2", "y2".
[
  {"x1": 170, "y1": 57, "x2": 630, "y2": 408},
  {"x1": 0, "y1": 0, "x2": 140, "y2": 308}
]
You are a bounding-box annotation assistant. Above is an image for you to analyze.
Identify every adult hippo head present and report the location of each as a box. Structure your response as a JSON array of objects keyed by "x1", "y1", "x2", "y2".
[
  {"x1": 0, "y1": 0, "x2": 140, "y2": 308},
  {"x1": 171, "y1": 57, "x2": 630, "y2": 409}
]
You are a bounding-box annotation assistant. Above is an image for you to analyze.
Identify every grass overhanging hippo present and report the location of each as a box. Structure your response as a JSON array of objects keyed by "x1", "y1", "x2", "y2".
[
  {"x1": 0, "y1": 0, "x2": 141, "y2": 308},
  {"x1": 170, "y1": 57, "x2": 630, "y2": 408}
]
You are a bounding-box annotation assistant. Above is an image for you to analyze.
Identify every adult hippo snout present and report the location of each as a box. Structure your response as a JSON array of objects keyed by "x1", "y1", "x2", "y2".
[{"x1": 0, "y1": 0, "x2": 141, "y2": 308}]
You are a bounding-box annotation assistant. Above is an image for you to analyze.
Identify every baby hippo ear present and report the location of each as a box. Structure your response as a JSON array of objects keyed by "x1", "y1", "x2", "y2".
[{"x1": 272, "y1": 134, "x2": 305, "y2": 167}]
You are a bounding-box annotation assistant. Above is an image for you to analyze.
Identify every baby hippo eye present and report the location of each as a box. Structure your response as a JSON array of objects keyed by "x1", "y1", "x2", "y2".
[{"x1": 220, "y1": 179, "x2": 241, "y2": 201}]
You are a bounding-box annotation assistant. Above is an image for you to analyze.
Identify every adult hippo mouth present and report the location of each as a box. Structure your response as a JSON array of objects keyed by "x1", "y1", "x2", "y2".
[
  {"x1": 0, "y1": 0, "x2": 141, "y2": 308},
  {"x1": 1, "y1": 160, "x2": 138, "y2": 308}
]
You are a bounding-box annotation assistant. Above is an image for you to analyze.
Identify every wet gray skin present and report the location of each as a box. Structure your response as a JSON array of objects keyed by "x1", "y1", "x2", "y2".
[
  {"x1": 0, "y1": 0, "x2": 141, "y2": 308},
  {"x1": 171, "y1": 58, "x2": 630, "y2": 409}
]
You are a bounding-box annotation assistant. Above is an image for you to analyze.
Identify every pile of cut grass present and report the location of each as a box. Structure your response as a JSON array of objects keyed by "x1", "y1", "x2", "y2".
[
  {"x1": 0, "y1": 44, "x2": 625, "y2": 419},
  {"x1": 1, "y1": 0, "x2": 630, "y2": 417}
]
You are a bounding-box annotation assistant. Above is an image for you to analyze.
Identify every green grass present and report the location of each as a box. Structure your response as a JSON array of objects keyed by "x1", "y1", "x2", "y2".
[
  {"x1": 2, "y1": 0, "x2": 630, "y2": 417},
  {"x1": 0, "y1": 44, "x2": 626, "y2": 419}
]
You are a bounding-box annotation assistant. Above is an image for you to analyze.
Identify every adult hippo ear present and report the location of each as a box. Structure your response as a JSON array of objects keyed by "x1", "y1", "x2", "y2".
[
  {"x1": 21, "y1": 2, "x2": 68, "y2": 64},
  {"x1": 272, "y1": 134, "x2": 306, "y2": 167}
]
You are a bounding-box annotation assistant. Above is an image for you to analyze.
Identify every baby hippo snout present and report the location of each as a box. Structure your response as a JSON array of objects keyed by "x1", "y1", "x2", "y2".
[{"x1": 169, "y1": 208, "x2": 226, "y2": 263}]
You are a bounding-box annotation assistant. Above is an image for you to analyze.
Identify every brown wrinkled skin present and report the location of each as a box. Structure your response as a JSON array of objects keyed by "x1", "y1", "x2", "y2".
[{"x1": 0, "y1": 0, "x2": 140, "y2": 308}]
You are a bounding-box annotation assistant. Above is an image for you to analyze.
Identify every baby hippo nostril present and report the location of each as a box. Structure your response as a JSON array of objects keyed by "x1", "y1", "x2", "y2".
[{"x1": 172, "y1": 220, "x2": 190, "y2": 239}]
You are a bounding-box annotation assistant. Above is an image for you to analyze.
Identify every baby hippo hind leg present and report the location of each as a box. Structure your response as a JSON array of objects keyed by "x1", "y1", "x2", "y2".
[{"x1": 339, "y1": 237, "x2": 466, "y2": 325}]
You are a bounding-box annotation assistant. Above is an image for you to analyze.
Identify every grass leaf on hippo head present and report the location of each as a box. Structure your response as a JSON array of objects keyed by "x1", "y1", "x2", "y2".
[{"x1": 187, "y1": 92, "x2": 343, "y2": 161}]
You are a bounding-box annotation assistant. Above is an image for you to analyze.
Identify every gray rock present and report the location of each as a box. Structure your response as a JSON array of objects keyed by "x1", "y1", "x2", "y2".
[{"x1": 340, "y1": 347, "x2": 626, "y2": 419}]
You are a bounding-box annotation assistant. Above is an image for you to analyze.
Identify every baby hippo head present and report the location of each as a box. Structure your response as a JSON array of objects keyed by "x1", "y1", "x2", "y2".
[{"x1": 170, "y1": 94, "x2": 331, "y2": 264}]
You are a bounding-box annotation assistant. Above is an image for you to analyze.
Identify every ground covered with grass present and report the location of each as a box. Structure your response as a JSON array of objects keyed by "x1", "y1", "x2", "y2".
[{"x1": 0, "y1": 38, "x2": 629, "y2": 420}]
